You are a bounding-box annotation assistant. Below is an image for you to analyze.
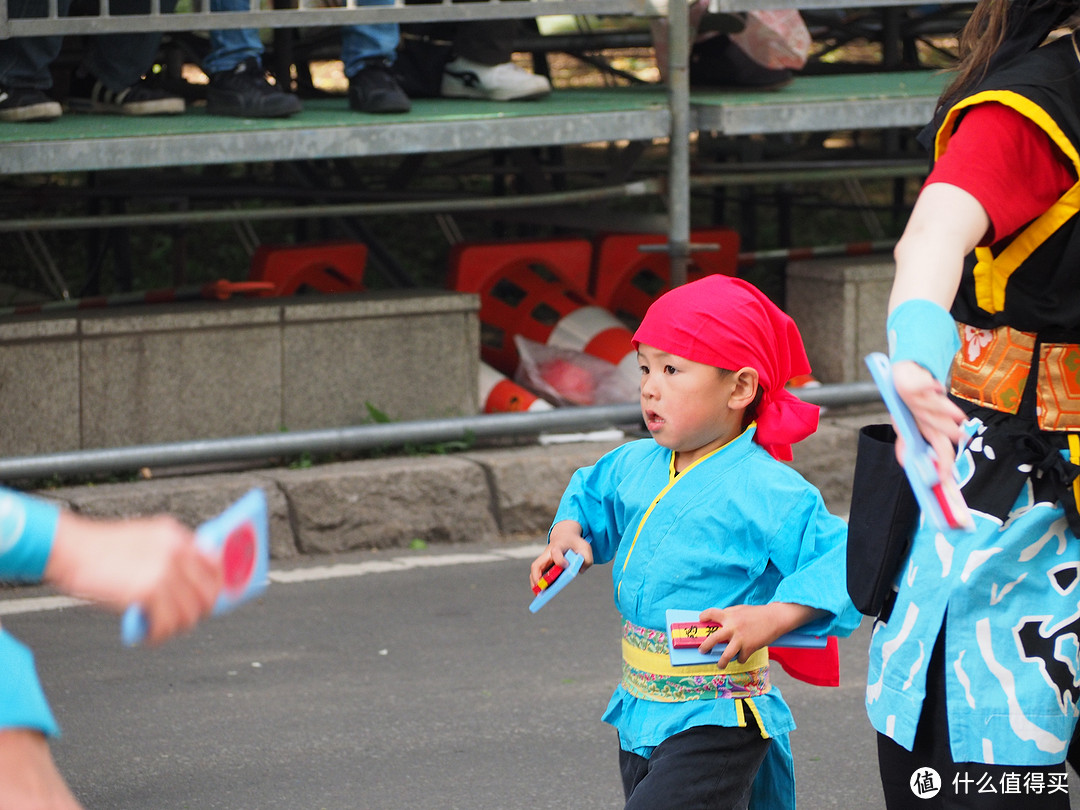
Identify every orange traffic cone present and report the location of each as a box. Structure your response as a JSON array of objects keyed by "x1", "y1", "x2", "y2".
[
  {"x1": 448, "y1": 240, "x2": 638, "y2": 387},
  {"x1": 479, "y1": 362, "x2": 553, "y2": 413}
]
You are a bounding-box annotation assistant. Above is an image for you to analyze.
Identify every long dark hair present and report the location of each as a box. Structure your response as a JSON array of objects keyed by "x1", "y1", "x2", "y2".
[
  {"x1": 940, "y1": 0, "x2": 1010, "y2": 108},
  {"x1": 938, "y1": 0, "x2": 1076, "y2": 115}
]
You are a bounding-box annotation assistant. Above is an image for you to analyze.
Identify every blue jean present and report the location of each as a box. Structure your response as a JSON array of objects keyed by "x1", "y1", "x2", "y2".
[
  {"x1": 205, "y1": 0, "x2": 399, "y2": 78},
  {"x1": 0, "y1": 0, "x2": 177, "y2": 91}
]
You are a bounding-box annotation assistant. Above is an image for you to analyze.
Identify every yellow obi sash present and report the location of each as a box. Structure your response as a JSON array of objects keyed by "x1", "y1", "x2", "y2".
[{"x1": 620, "y1": 620, "x2": 771, "y2": 703}]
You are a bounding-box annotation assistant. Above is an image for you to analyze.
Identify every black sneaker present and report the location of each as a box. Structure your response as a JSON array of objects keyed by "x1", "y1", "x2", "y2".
[
  {"x1": 66, "y1": 69, "x2": 185, "y2": 116},
  {"x1": 348, "y1": 61, "x2": 411, "y2": 114},
  {"x1": 0, "y1": 86, "x2": 61, "y2": 122},
  {"x1": 207, "y1": 57, "x2": 302, "y2": 118}
]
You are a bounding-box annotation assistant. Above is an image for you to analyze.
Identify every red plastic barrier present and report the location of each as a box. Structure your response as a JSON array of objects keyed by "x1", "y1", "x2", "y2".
[
  {"x1": 591, "y1": 228, "x2": 740, "y2": 328},
  {"x1": 249, "y1": 242, "x2": 368, "y2": 297},
  {"x1": 448, "y1": 239, "x2": 635, "y2": 377}
]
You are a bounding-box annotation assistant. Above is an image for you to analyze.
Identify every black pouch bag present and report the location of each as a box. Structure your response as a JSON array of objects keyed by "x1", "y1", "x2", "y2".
[
  {"x1": 392, "y1": 31, "x2": 453, "y2": 99},
  {"x1": 846, "y1": 423, "x2": 920, "y2": 616}
]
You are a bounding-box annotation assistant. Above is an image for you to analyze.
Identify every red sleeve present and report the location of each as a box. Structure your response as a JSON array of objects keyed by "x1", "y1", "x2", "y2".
[{"x1": 925, "y1": 102, "x2": 1076, "y2": 245}]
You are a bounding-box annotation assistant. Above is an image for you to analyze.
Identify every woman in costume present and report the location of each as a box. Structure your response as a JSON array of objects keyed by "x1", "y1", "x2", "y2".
[{"x1": 868, "y1": 1, "x2": 1080, "y2": 806}]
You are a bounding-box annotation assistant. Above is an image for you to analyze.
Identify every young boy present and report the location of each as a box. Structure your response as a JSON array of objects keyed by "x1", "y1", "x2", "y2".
[{"x1": 530, "y1": 274, "x2": 860, "y2": 810}]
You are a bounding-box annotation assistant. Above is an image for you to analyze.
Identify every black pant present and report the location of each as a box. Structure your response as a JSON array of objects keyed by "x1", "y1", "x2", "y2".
[
  {"x1": 877, "y1": 633, "x2": 1071, "y2": 810},
  {"x1": 619, "y1": 721, "x2": 771, "y2": 810},
  {"x1": 452, "y1": 19, "x2": 519, "y2": 66}
]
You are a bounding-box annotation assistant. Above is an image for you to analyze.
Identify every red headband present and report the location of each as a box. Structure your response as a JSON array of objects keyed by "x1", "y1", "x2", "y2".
[{"x1": 632, "y1": 274, "x2": 818, "y2": 461}]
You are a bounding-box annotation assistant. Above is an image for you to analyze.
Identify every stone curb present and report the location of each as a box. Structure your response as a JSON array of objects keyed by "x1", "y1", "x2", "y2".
[{"x1": 32, "y1": 406, "x2": 888, "y2": 560}]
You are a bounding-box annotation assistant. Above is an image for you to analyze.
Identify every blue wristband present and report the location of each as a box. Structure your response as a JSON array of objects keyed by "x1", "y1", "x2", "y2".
[
  {"x1": 0, "y1": 630, "x2": 59, "y2": 736},
  {"x1": 887, "y1": 299, "x2": 961, "y2": 385},
  {"x1": 0, "y1": 489, "x2": 61, "y2": 583}
]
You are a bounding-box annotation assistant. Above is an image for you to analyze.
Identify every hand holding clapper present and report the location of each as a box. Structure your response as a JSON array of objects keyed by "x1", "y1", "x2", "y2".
[
  {"x1": 865, "y1": 353, "x2": 974, "y2": 532},
  {"x1": 121, "y1": 488, "x2": 270, "y2": 646}
]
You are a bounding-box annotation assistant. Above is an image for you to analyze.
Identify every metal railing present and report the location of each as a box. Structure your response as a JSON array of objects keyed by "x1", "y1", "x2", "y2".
[
  {"x1": 0, "y1": 0, "x2": 660, "y2": 38},
  {"x1": 0, "y1": 382, "x2": 882, "y2": 480}
]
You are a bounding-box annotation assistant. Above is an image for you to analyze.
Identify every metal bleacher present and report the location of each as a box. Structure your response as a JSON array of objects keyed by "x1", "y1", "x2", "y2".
[
  {"x1": 691, "y1": 69, "x2": 943, "y2": 135},
  {"x1": 0, "y1": 0, "x2": 959, "y2": 294},
  {"x1": 0, "y1": 86, "x2": 675, "y2": 174},
  {"x1": 0, "y1": 2, "x2": 952, "y2": 162}
]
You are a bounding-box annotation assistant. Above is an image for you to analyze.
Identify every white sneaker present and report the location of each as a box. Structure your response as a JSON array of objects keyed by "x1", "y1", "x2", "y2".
[{"x1": 441, "y1": 57, "x2": 552, "y2": 101}]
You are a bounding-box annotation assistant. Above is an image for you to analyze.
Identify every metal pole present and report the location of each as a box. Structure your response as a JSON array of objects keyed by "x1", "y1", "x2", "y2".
[
  {"x1": 0, "y1": 180, "x2": 662, "y2": 235},
  {"x1": 736, "y1": 239, "x2": 896, "y2": 266},
  {"x1": 666, "y1": 0, "x2": 691, "y2": 287},
  {"x1": 3, "y1": 1, "x2": 654, "y2": 37},
  {"x1": 0, "y1": 161, "x2": 924, "y2": 236},
  {"x1": 0, "y1": 382, "x2": 882, "y2": 481},
  {"x1": 689, "y1": 162, "x2": 927, "y2": 188}
]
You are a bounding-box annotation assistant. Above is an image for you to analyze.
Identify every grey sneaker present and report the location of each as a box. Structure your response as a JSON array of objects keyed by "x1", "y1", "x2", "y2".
[
  {"x1": 66, "y1": 70, "x2": 184, "y2": 116},
  {"x1": 441, "y1": 58, "x2": 551, "y2": 101},
  {"x1": 0, "y1": 86, "x2": 61, "y2": 122}
]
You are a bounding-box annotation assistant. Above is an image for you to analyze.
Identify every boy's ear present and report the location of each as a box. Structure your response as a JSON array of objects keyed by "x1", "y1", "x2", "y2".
[{"x1": 728, "y1": 367, "x2": 759, "y2": 410}]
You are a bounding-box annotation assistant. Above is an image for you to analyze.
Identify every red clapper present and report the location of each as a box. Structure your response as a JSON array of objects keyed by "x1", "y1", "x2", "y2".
[
  {"x1": 529, "y1": 549, "x2": 585, "y2": 613},
  {"x1": 666, "y1": 611, "x2": 841, "y2": 687},
  {"x1": 531, "y1": 561, "x2": 565, "y2": 594},
  {"x1": 121, "y1": 488, "x2": 270, "y2": 646},
  {"x1": 670, "y1": 620, "x2": 724, "y2": 648}
]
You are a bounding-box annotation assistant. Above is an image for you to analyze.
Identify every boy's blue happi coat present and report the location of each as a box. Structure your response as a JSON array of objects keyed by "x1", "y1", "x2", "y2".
[{"x1": 552, "y1": 428, "x2": 860, "y2": 805}]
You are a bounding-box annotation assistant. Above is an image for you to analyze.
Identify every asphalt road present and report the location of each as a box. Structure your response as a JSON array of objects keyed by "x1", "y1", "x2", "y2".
[{"x1": 3, "y1": 541, "x2": 1072, "y2": 809}]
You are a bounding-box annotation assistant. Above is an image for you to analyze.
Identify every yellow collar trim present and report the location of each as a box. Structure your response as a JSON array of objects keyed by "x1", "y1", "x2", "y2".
[
  {"x1": 1069, "y1": 435, "x2": 1080, "y2": 512},
  {"x1": 740, "y1": 696, "x2": 771, "y2": 739},
  {"x1": 940, "y1": 91, "x2": 1080, "y2": 314},
  {"x1": 616, "y1": 429, "x2": 748, "y2": 601}
]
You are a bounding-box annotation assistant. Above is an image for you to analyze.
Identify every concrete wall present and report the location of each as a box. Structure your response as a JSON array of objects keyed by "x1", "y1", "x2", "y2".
[
  {"x1": 0, "y1": 290, "x2": 479, "y2": 456},
  {"x1": 786, "y1": 255, "x2": 892, "y2": 384}
]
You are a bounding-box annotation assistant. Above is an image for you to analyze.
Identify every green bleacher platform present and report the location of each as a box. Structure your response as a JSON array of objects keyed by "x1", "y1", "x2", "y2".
[
  {"x1": 691, "y1": 70, "x2": 946, "y2": 135},
  {"x1": 0, "y1": 88, "x2": 672, "y2": 174},
  {"x1": 0, "y1": 71, "x2": 948, "y2": 175}
]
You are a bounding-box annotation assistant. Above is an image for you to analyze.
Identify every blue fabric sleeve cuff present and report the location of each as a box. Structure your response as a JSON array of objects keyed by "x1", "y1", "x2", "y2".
[
  {"x1": 887, "y1": 299, "x2": 961, "y2": 384},
  {"x1": 0, "y1": 489, "x2": 61, "y2": 583},
  {"x1": 0, "y1": 630, "x2": 59, "y2": 736}
]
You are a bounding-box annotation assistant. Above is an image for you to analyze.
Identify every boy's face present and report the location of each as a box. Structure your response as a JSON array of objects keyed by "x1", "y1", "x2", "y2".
[{"x1": 636, "y1": 343, "x2": 753, "y2": 470}]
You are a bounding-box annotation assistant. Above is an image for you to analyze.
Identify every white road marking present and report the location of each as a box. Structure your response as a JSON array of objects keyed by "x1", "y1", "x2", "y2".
[
  {"x1": 0, "y1": 595, "x2": 90, "y2": 616},
  {"x1": 0, "y1": 544, "x2": 547, "y2": 616}
]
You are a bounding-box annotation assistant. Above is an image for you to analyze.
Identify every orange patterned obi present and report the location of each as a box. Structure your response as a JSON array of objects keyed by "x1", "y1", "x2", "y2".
[{"x1": 951, "y1": 324, "x2": 1080, "y2": 431}]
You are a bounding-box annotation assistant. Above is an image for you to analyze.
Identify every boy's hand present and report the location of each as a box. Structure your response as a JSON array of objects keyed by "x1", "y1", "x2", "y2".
[
  {"x1": 529, "y1": 520, "x2": 592, "y2": 591},
  {"x1": 697, "y1": 603, "x2": 825, "y2": 670}
]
